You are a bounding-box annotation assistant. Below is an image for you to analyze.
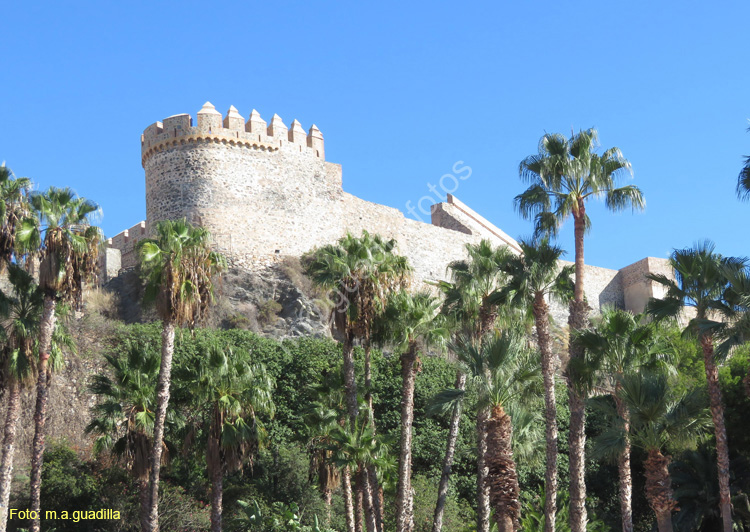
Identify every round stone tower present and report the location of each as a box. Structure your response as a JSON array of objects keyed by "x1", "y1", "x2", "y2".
[{"x1": 140, "y1": 102, "x2": 344, "y2": 267}]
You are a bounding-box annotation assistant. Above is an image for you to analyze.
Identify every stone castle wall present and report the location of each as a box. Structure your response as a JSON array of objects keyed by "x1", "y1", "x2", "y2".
[{"x1": 104, "y1": 102, "x2": 673, "y2": 319}]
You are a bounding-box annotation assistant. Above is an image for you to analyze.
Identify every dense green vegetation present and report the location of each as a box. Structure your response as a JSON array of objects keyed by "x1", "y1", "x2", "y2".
[{"x1": 3, "y1": 325, "x2": 749, "y2": 531}]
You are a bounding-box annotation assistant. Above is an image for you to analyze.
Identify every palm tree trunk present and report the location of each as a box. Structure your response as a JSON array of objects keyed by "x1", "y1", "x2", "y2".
[
  {"x1": 485, "y1": 404, "x2": 520, "y2": 532},
  {"x1": 567, "y1": 388, "x2": 587, "y2": 532},
  {"x1": 477, "y1": 406, "x2": 491, "y2": 532},
  {"x1": 568, "y1": 209, "x2": 589, "y2": 532},
  {"x1": 139, "y1": 478, "x2": 150, "y2": 532},
  {"x1": 343, "y1": 333, "x2": 370, "y2": 532},
  {"x1": 533, "y1": 293, "x2": 558, "y2": 532},
  {"x1": 364, "y1": 343, "x2": 384, "y2": 532},
  {"x1": 362, "y1": 467, "x2": 378, "y2": 532},
  {"x1": 613, "y1": 393, "x2": 633, "y2": 532},
  {"x1": 29, "y1": 295, "x2": 56, "y2": 532},
  {"x1": 700, "y1": 334, "x2": 733, "y2": 532},
  {"x1": 209, "y1": 463, "x2": 223, "y2": 532},
  {"x1": 643, "y1": 449, "x2": 676, "y2": 532},
  {"x1": 432, "y1": 371, "x2": 467, "y2": 532},
  {"x1": 0, "y1": 382, "x2": 21, "y2": 532},
  {"x1": 325, "y1": 488, "x2": 333, "y2": 525},
  {"x1": 146, "y1": 319, "x2": 176, "y2": 532},
  {"x1": 342, "y1": 332, "x2": 359, "y2": 430},
  {"x1": 343, "y1": 466, "x2": 356, "y2": 532},
  {"x1": 366, "y1": 465, "x2": 382, "y2": 532},
  {"x1": 396, "y1": 345, "x2": 418, "y2": 532},
  {"x1": 354, "y1": 468, "x2": 364, "y2": 532}
]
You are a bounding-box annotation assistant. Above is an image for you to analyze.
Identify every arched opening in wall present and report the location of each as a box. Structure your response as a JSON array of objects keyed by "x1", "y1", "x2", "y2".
[
  {"x1": 316, "y1": 150, "x2": 320, "y2": 157},
  {"x1": 258, "y1": 135, "x2": 261, "y2": 142},
  {"x1": 279, "y1": 140, "x2": 283, "y2": 147}
]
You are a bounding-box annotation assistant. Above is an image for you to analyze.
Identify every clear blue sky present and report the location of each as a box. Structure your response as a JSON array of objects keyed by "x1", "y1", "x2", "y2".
[{"x1": 2, "y1": 1, "x2": 748, "y2": 270}]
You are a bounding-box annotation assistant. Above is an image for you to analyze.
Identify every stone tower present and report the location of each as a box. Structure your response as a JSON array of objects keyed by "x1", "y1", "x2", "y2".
[{"x1": 141, "y1": 102, "x2": 342, "y2": 268}]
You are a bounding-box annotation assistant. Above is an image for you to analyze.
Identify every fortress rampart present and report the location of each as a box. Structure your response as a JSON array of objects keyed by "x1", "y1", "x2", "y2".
[{"x1": 103, "y1": 102, "x2": 674, "y2": 322}]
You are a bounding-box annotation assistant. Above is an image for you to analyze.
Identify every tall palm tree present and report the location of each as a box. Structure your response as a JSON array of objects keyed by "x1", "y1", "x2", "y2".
[
  {"x1": 647, "y1": 242, "x2": 744, "y2": 532},
  {"x1": 304, "y1": 231, "x2": 410, "y2": 532},
  {"x1": 138, "y1": 218, "x2": 226, "y2": 532},
  {"x1": 431, "y1": 239, "x2": 513, "y2": 532},
  {"x1": 0, "y1": 164, "x2": 31, "y2": 269},
  {"x1": 0, "y1": 265, "x2": 41, "y2": 531},
  {"x1": 375, "y1": 290, "x2": 447, "y2": 532},
  {"x1": 16, "y1": 187, "x2": 102, "y2": 532},
  {"x1": 592, "y1": 373, "x2": 710, "y2": 532},
  {"x1": 85, "y1": 340, "x2": 161, "y2": 532},
  {"x1": 440, "y1": 332, "x2": 541, "y2": 532},
  {"x1": 176, "y1": 342, "x2": 274, "y2": 532},
  {"x1": 577, "y1": 309, "x2": 671, "y2": 532},
  {"x1": 497, "y1": 238, "x2": 573, "y2": 532},
  {"x1": 516, "y1": 129, "x2": 644, "y2": 532}
]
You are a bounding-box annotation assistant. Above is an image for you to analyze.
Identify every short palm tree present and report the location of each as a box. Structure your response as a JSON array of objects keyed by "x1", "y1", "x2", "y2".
[
  {"x1": 0, "y1": 265, "x2": 41, "y2": 531},
  {"x1": 431, "y1": 239, "x2": 513, "y2": 532},
  {"x1": 328, "y1": 415, "x2": 385, "y2": 532},
  {"x1": 85, "y1": 340, "x2": 161, "y2": 532},
  {"x1": 434, "y1": 332, "x2": 541, "y2": 532},
  {"x1": 497, "y1": 238, "x2": 573, "y2": 532},
  {"x1": 516, "y1": 128, "x2": 644, "y2": 532},
  {"x1": 176, "y1": 342, "x2": 274, "y2": 532},
  {"x1": 16, "y1": 186, "x2": 102, "y2": 532},
  {"x1": 138, "y1": 218, "x2": 225, "y2": 532},
  {"x1": 375, "y1": 290, "x2": 447, "y2": 532},
  {"x1": 591, "y1": 373, "x2": 710, "y2": 532},
  {"x1": 647, "y1": 242, "x2": 744, "y2": 532},
  {"x1": 577, "y1": 309, "x2": 671, "y2": 532},
  {"x1": 0, "y1": 164, "x2": 32, "y2": 268},
  {"x1": 305, "y1": 399, "x2": 345, "y2": 525}
]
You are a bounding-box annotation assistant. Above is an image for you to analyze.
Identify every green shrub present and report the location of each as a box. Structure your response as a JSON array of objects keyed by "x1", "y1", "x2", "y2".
[{"x1": 258, "y1": 299, "x2": 283, "y2": 325}]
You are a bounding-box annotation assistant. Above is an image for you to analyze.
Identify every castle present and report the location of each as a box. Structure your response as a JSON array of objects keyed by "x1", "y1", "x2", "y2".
[{"x1": 102, "y1": 102, "x2": 672, "y2": 323}]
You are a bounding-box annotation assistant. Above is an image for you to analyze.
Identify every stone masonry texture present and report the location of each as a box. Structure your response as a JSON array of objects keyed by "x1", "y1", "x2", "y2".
[{"x1": 105, "y1": 102, "x2": 674, "y2": 323}]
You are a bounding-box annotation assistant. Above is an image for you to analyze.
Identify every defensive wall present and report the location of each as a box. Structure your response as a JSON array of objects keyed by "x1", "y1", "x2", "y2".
[{"x1": 103, "y1": 102, "x2": 673, "y2": 323}]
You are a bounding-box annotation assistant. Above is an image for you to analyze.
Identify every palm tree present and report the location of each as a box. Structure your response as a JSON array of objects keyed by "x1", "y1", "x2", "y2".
[
  {"x1": 647, "y1": 242, "x2": 744, "y2": 532},
  {"x1": 375, "y1": 290, "x2": 447, "y2": 532},
  {"x1": 85, "y1": 340, "x2": 161, "y2": 532},
  {"x1": 304, "y1": 231, "x2": 410, "y2": 532},
  {"x1": 0, "y1": 164, "x2": 31, "y2": 268},
  {"x1": 439, "y1": 332, "x2": 541, "y2": 532},
  {"x1": 0, "y1": 265, "x2": 41, "y2": 531},
  {"x1": 709, "y1": 262, "x2": 750, "y2": 395},
  {"x1": 138, "y1": 218, "x2": 226, "y2": 532},
  {"x1": 306, "y1": 400, "x2": 345, "y2": 526},
  {"x1": 176, "y1": 342, "x2": 274, "y2": 532},
  {"x1": 328, "y1": 415, "x2": 385, "y2": 532},
  {"x1": 577, "y1": 309, "x2": 671, "y2": 532},
  {"x1": 592, "y1": 373, "x2": 710, "y2": 532},
  {"x1": 431, "y1": 239, "x2": 513, "y2": 532},
  {"x1": 516, "y1": 128, "x2": 644, "y2": 532},
  {"x1": 737, "y1": 127, "x2": 750, "y2": 201},
  {"x1": 16, "y1": 186, "x2": 102, "y2": 532},
  {"x1": 497, "y1": 238, "x2": 573, "y2": 532}
]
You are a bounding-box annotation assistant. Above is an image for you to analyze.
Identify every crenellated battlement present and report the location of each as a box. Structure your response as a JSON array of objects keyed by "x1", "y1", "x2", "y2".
[{"x1": 140, "y1": 102, "x2": 325, "y2": 167}]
